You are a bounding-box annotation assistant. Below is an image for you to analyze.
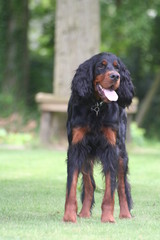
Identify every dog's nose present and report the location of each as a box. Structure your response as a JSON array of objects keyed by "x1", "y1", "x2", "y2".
[{"x1": 110, "y1": 73, "x2": 120, "y2": 81}]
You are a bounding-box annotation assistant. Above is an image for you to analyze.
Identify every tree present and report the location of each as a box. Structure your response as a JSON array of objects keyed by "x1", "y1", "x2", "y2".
[
  {"x1": 39, "y1": 0, "x2": 100, "y2": 140},
  {"x1": 28, "y1": 0, "x2": 56, "y2": 106},
  {"x1": 0, "y1": 0, "x2": 29, "y2": 106},
  {"x1": 54, "y1": 0, "x2": 100, "y2": 97}
]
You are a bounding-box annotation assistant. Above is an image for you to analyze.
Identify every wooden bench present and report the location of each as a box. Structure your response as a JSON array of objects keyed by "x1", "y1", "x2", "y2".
[
  {"x1": 126, "y1": 97, "x2": 139, "y2": 142},
  {"x1": 35, "y1": 92, "x2": 138, "y2": 145},
  {"x1": 35, "y1": 92, "x2": 68, "y2": 145}
]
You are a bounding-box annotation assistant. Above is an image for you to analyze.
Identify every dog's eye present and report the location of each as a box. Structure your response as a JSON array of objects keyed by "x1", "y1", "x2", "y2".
[
  {"x1": 113, "y1": 60, "x2": 119, "y2": 70},
  {"x1": 98, "y1": 60, "x2": 107, "y2": 69},
  {"x1": 114, "y1": 65, "x2": 119, "y2": 71}
]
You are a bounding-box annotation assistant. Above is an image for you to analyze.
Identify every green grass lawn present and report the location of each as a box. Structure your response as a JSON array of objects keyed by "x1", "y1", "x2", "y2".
[{"x1": 0, "y1": 146, "x2": 160, "y2": 240}]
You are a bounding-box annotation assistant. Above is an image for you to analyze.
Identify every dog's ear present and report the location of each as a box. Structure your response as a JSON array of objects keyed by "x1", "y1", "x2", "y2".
[
  {"x1": 116, "y1": 58, "x2": 134, "y2": 108},
  {"x1": 71, "y1": 59, "x2": 93, "y2": 98}
]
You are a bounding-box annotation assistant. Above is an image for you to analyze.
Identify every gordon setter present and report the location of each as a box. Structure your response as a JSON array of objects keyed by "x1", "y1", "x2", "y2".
[{"x1": 63, "y1": 52, "x2": 134, "y2": 223}]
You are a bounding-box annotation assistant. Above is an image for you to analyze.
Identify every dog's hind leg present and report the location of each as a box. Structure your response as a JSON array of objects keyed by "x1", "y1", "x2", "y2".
[
  {"x1": 79, "y1": 162, "x2": 95, "y2": 218},
  {"x1": 118, "y1": 158, "x2": 132, "y2": 219}
]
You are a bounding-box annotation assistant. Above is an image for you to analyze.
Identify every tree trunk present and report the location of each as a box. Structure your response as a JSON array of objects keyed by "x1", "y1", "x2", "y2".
[
  {"x1": 136, "y1": 71, "x2": 160, "y2": 127},
  {"x1": 49, "y1": 0, "x2": 100, "y2": 141},
  {"x1": 0, "y1": 0, "x2": 29, "y2": 101},
  {"x1": 54, "y1": 0, "x2": 100, "y2": 96}
]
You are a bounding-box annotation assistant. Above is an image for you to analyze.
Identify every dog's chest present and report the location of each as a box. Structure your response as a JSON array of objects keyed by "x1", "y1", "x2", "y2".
[{"x1": 71, "y1": 101, "x2": 120, "y2": 131}]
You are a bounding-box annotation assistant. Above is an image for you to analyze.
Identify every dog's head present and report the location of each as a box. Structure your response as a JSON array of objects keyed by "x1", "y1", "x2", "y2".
[{"x1": 71, "y1": 52, "x2": 134, "y2": 107}]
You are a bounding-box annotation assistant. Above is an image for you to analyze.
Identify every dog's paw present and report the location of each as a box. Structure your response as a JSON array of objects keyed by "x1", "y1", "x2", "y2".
[
  {"x1": 101, "y1": 213, "x2": 115, "y2": 223},
  {"x1": 63, "y1": 212, "x2": 77, "y2": 223}
]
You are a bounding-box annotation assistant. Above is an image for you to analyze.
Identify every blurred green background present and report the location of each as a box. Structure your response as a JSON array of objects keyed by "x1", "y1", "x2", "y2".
[{"x1": 0, "y1": 0, "x2": 160, "y2": 146}]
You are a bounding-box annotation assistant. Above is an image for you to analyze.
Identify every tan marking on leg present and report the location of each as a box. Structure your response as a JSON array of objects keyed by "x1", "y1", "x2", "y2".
[
  {"x1": 101, "y1": 172, "x2": 115, "y2": 223},
  {"x1": 72, "y1": 127, "x2": 88, "y2": 144},
  {"x1": 63, "y1": 170, "x2": 79, "y2": 223},
  {"x1": 102, "y1": 127, "x2": 117, "y2": 145},
  {"x1": 79, "y1": 165, "x2": 94, "y2": 218},
  {"x1": 118, "y1": 158, "x2": 131, "y2": 219}
]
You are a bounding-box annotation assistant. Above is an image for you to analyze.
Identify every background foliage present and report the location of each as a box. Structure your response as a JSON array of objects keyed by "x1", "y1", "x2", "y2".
[
  {"x1": 0, "y1": 0, "x2": 160, "y2": 139},
  {"x1": 29, "y1": 0, "x2": 56, "y2": 106},
  {"x1": 101, "y1": 0, "x2": 160, "y2": 138}
]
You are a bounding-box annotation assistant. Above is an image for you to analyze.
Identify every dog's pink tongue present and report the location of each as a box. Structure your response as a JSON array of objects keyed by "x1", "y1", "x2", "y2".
[{"x1": 103, "y1": 89, "x2": 118, "y2": 101}]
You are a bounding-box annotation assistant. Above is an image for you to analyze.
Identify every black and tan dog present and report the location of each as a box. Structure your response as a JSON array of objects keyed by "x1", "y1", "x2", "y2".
[{"x1": 63, "y1": 52, "x2": 134, "y2": 223}]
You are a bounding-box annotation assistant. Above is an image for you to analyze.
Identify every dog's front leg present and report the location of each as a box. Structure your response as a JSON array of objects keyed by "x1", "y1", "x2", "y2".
[
  {"x1": 101, "y1": 172, "x2": 115, "y2": 223},
  {"x1": 79, "y1": 163, "x2": 95, "y2": 218},
  {"x1": 63, "y1": 168, "x2": 79, "y2": 223},
  {"x1": 100, "y1": 127, "x2": 118, "y2": 223}
]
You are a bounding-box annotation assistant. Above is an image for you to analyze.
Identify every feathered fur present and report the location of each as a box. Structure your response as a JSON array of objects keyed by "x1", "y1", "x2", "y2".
[{"x1": 63, "y1": 52, "x2": 134, "y2": 223}]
